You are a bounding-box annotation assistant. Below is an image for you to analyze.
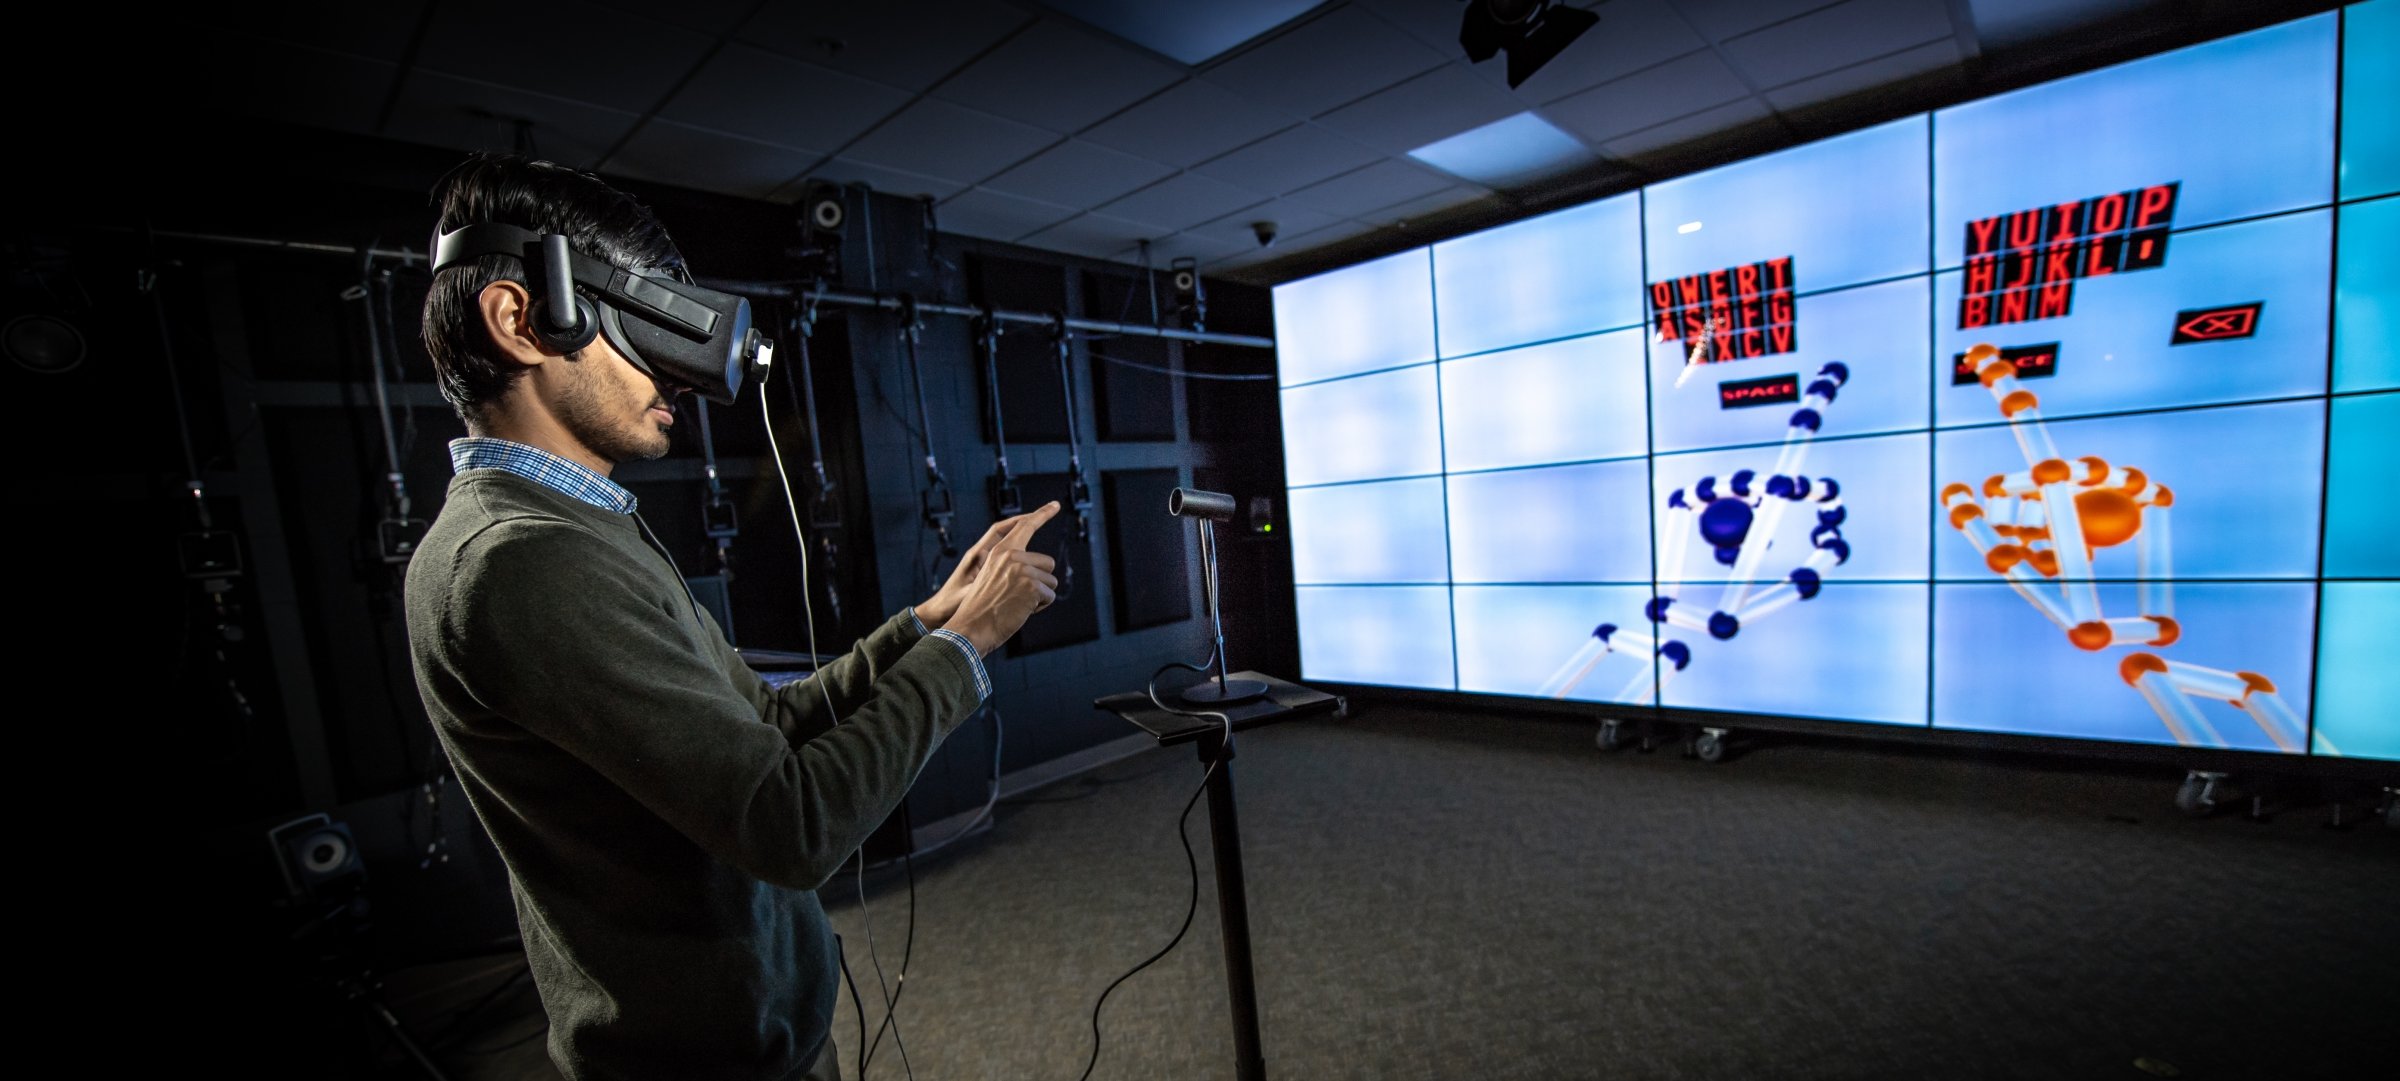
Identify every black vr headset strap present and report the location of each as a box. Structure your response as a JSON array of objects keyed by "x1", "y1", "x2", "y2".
[{"x1": 431, "y1": 223, "x2": 733, "y2": 378}]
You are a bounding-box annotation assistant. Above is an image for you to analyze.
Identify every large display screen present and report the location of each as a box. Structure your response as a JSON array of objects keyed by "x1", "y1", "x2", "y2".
[{"x1": 1274, "y1": 5, "x2": 2399, "y2": 761}]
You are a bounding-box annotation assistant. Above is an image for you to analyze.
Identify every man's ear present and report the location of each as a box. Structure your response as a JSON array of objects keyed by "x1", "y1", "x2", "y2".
[{"x1": 477, "y1": 279, "x2": 553, "y2": 369}]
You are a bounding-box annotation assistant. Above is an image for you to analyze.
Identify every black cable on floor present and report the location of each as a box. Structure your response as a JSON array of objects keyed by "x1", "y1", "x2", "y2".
[{"x1": 1076, "y1": 753, "x2": 1219, "y2": 1081}]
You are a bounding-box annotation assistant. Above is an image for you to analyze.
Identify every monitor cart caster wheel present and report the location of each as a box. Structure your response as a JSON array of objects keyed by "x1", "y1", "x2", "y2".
[
  {"x1": 1597, "y1": 719, "x2": 1629, "y2": 752},
  {"x1": 1692, "y1": 728, "x2": 1729, "y2": 764},
  {"x1": 2176, "y1": 770, "x2": 2225, "y2": 818}
]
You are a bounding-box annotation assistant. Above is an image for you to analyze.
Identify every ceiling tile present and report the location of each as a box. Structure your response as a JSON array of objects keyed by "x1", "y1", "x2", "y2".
[
  {"x1": 201, "y1": 32, "x2": 395, "y2": 137},
  {"x1": 741, "y1": 1, "x2": 1034, "y2": 92},
  {"x1": 1537, "y1": 51, "x2": 1748, "y2": 144},
  {"x1": 604, "y1": 121, "x2": 817, "y2": 200},
  {"x1": 794, "y1": 158, "x2": 970, "y2": 202},
  {"x1": 386, "y1": 72, "x2": 641, "y2": 170},
  {"x1": 982, "y1": 140, "x2": 1175, "y2": 208},
  {"x1": 1286, "y1": 159, "x2": 1462, "y2": 216},
  {"x1": 1721, "y1": 0, "x2": 1957, "y2": 89},
  {"x1": 1206, "y1": 5, "x2": 1449, "y2": 119},
  {"x1": 930, "y1": 18, "x2": 1184, "y2": 133},
  {"x1": 1671, "y1": 0, "x2": 1843, "y2": 40},
  {"x1": 843, "y1": 99, "x2": 1061, "y2": 183},
  {"x1": 659, "y1": 45, "x2": 908, "y2": 153},
  {"x1": 1968, "y1": 0, "x2": 2165, "y2": 49},
  {"x1": 1097, "y1": 172, "x2": 1271, "y2": 233},
  {"x1": 1314, "y1": 64, "x2": 1526, "y2": 155},
  {"x1": 1206, "y1": 217, "x2": 1383, "y2": 270},
  {"x1": 935, "y1": 188, "x2": 1081, "y2": 242},
  {"x1": 1190, "y1": 123, "x2": 1385, "y2": 195},
  {"x1": 1127, "y1": 230, "x2": 1253, "y2": 268},
  {"x1": 1599, "y1": 96, "x2": 1776, "y2": 162},
  {"x1": 1362, "y1": 186, "x2": 1491, "y2": 227},
  {"x1": 1352, "y1": 0, "x2": 1482, "y2": 51},
  {"x1": 1081, "y1": 79, "x2": 1300, "y2": 167},
  {"x1": 592, "y1": 0, "x2": 757, "y2": 35},
  {"x1": 1763, "y1": 36, "x2": 1964, "y2": 112},
  {"x1": 1501, "y1": 0, "x2": 1711, "y2": 103},
  {"x1": 1020, "y1": 213, "x2": 1160, "y2": 259},
  {"x1": 414, "y1": 0, "x2": 713, "y2": 113},
  {"x1": 192, "y1": 0, "x2": 429, "y2": 63},
  {"x1": 1190, "y1": 199, "x2": 1343, "y2": 253}
]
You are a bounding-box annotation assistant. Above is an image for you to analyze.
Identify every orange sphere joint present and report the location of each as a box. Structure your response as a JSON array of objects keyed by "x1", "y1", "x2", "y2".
[
  {"x1": 2078, "y1": 456, "x2": 2111, "y2": 484},
  {"x1": 1979, "y1": 362, "x2": 2017, "y2": 388},
  {"x1": 2028, "y1": 549, "x2": 2061, "y2": 577},
  {"x1": 1941, "y1": 482, "x2": 1973, "y2": 504},
  {"x1": 2032, "y1": 459, "x2": 2072, "y2": 485},
  {"x1": 2068, "y1": 622, "x2": 2114, "y2": 651},
  {"x1": 1986, "y1": 545, "x2": 2027, "y2": 574},
  {"x1": 1983, "y1": 475, "x2": 2009, "y2": 499},
  {"x1": 2237, "y1": 671, "x2": 2276, "y2": 697},
  {"x1": 1965, "y1": 343, "x2": 2000, "y2": 365},
  {"x1": 2148, "y1": 617, "x2": 2180, "y2": 647},
  {"x1": 2001, "y1": 390, "x2": 2041, "y2": 417},
  {"x1": 2075, "y1": 488, "x2": 2142, "y2": 549},
  {"x1": 2120, "y1": 653, "x2": 2169, "y2": 686},
  {"x1": 1949, "y1": 504, "x2": 1984, "y2": 529},
  {"x1": 2153, "y1": 485, "x2": 2174, "y2": 508},
  {"x1": 2121, "y1": 468, "x2": 2148, "y2": 498}
]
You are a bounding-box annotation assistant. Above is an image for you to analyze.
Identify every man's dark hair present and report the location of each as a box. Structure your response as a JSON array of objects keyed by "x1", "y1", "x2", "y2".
[{"x1": 423, "y1": 154, "x2": 684, "y2": 420}]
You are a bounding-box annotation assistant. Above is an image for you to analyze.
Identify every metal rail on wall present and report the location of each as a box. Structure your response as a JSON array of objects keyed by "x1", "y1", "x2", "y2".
[
  {"x1": 136, "y1": 230, "x2": 1277, "y2": 350},
  {"x1": 698, "y1": 281, "x2": 1277, "y2": 350}
]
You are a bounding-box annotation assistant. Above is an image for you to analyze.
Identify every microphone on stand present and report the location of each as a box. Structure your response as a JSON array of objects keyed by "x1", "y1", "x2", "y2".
[{"x1": 1171, "y1": 488, "x2": 1270, "y2": 705}]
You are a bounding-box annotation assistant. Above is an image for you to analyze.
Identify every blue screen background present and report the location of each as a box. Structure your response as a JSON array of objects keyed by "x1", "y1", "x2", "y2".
[{"x1": 1273, "y1": 6, "x2": 2394, "y2": 761}]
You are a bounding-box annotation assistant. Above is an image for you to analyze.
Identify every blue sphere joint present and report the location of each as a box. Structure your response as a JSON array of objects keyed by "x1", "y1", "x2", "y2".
[
  {"x1": 1790, "y1": 408, "x2": 1822, "y2": 432},
  {"x1": 1823, "y1": 538, "x2": 1852, "y2": 564},
  {"x1": 1594, "y1": 622, "x2": 1617, "y2": 642},
  {"x1": 1811, "y1": 524, "x2": 1842, "y2": 548},
  {"x1": 1765, "y1": 474, "x2": 1794, "y2": 499},
  {"x1": 1699, "y1": 498, "x2": 1754, "y2": 550},
  {"x1": 1807, "y1": 378, "x2": 1840, "y2": 403},
  {"x1": 1713, "y1": 545, "x2": 1740, "y2": 566},
  {"x1": 1791, "y1": 567, "x2": 1822, "y2": 599},
  {"x1": 1668, "y1": 489, "x2": 1689, "y2": 510},
  {"x1": 1818, "y1": 478, "x2": 1841, "y2": 501},
  {"x1": 1661, "y1": 641, "x2": 1692, "y2": 670},
  {"x1": 1731, "y1": 469, "x2": 1755, "y2": 496},
  {"x1": 1694, "y1": 476, "x2": 1718, "y2": 502},
  {"x1": 1708, "y1": 611, "x2": 1740, "y2": 640},
  {"x1": 1645, "y1": 597, "x2": 1673, "y2": 623},
  {"x1": 1820, "y1": 361, "x2": 1850, "y2": 384},
  {"x1": 1818, "y1": 505, "x2": 1847, "y2": 528}
]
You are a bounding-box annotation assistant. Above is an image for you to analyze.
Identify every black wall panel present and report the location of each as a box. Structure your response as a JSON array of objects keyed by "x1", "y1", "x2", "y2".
[{"x1": 1104, "y1": 468, "x2": 1192, "y2": 631}]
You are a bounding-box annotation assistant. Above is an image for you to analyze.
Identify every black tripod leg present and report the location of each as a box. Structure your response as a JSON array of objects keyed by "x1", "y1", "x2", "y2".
[{"x1": 1200, "y1": 737, "x2": 1266, "y2": 1081}]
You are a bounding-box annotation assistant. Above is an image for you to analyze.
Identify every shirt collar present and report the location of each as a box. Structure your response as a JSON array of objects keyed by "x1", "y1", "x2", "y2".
[{"x1": 449, "y1": 437, "x2": 639, "y2": 515}]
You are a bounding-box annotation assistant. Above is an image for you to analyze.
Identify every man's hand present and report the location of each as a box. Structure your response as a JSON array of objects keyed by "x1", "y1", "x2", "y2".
[
  {"x1": 918, "y1": 503, "x2": 1062, "y2": 630},
  {"x1": 944, "y1": 501, "x2": 1061, "y2": 656}
]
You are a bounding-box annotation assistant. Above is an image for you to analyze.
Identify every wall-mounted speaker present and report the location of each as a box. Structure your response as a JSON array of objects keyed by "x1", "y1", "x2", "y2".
[
  {"x1": 1170, "y1": 256, "x2": 1205, "y2": 332},
  {"x1": 795, "y1": 181, "x2": 848, "y2": 283}
]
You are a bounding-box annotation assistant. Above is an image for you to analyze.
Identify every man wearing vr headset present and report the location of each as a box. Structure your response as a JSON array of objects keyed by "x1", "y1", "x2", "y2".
[{"x1": 403, "y1": 154, "x2": 1057, "y2": 1081}]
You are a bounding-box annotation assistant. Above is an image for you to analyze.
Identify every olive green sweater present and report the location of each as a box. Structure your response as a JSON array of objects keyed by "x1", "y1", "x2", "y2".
[{"x1": 404, "y1": 469, "x2": 984, "y2": 1080}]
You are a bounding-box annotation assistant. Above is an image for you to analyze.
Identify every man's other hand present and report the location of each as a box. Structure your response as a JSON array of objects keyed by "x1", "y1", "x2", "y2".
[
  {"x1": 945, "y1": 501, "x2": 1061, "y2": 656},
  {"x1": 918, "y1": 502, "x2": 1062, "y2": 630}
]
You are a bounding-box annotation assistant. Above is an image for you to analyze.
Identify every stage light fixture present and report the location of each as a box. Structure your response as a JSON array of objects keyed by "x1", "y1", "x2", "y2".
[{"x1": 1459, "y1": 0, "x2": 1599, "y2": 89}]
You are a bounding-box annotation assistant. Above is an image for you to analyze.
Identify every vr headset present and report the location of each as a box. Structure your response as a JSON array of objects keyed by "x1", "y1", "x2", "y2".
[{"x1": 430, "y1": 223, "x2": 772, "y2": 404}]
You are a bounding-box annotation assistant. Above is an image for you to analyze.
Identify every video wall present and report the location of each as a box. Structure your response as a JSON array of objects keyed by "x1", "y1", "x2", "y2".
[{"x1": 1271, "y1": 4, "x2": 2400, "y2": 761}]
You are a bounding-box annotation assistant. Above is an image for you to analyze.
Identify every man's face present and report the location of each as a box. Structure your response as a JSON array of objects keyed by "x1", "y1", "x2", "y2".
[{"x1": 552, "y1": 333, "x2": 678, "y2": 465}]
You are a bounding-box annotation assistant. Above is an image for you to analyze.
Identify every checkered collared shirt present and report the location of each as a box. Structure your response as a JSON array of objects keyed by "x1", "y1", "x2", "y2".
[{"x1": 450, "y1": 437, "x2": 638, "y2": 514}]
